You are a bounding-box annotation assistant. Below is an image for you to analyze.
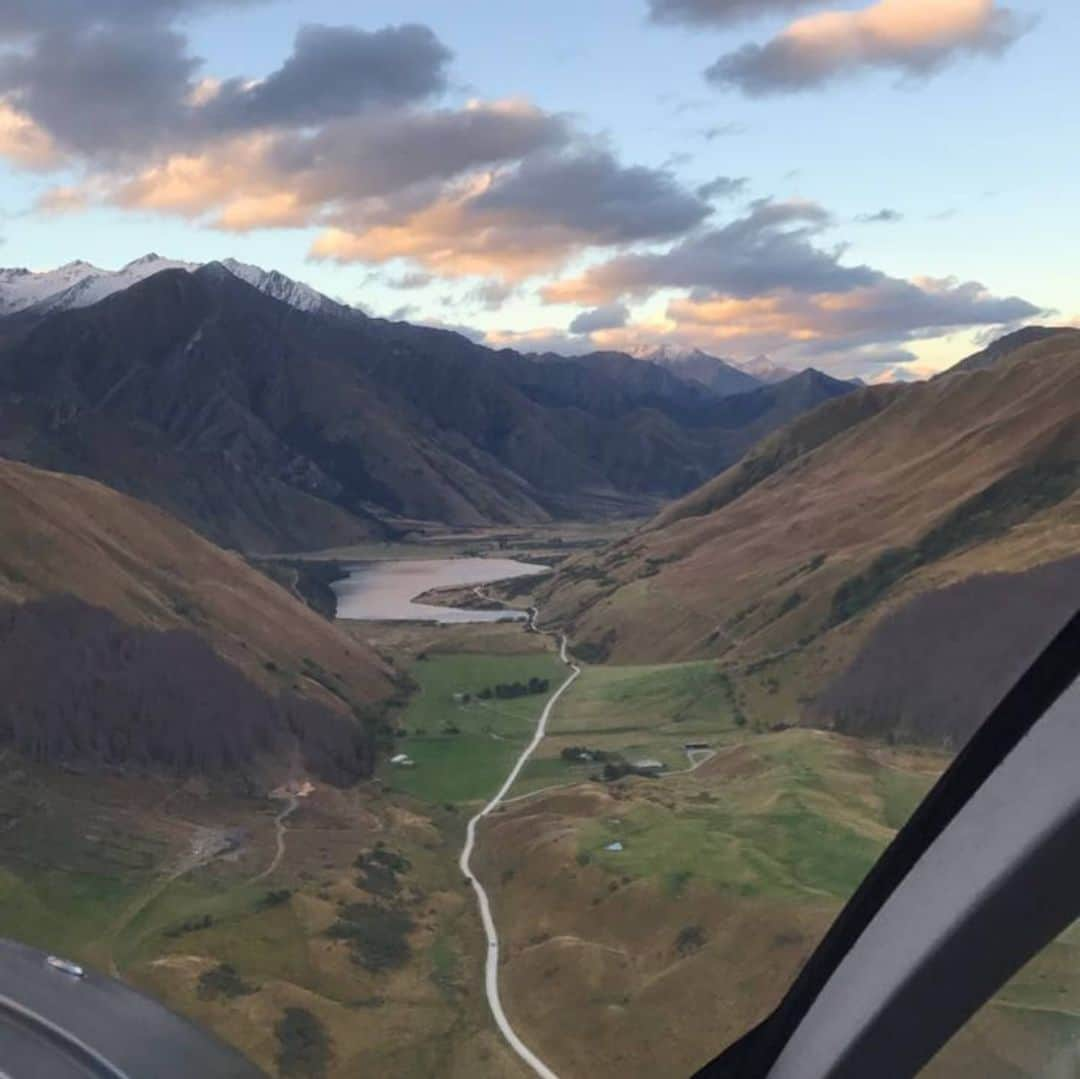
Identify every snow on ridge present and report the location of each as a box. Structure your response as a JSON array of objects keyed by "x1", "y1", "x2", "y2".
[
  {"x1": 0, "y1": 253, "x2": 344, "y2": 318},
  {"x1": 219, "y1": 258, "x2": 342, "y2": 314}
]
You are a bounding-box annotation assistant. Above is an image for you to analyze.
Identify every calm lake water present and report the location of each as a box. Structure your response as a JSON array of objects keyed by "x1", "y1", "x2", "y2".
[{"x1": 331, "y1": 557, "x2": 548, "y2": 622}]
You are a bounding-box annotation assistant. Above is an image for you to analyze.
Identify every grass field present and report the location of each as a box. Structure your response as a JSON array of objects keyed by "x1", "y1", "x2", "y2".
[
  {"x1": 482, "y1": 719, "x2": 1080, "y2": 1078},
  {"x1": 576, "y1": 730, "x2": 939, "y2": 901},
  {"x1": 384, "y1": 651, "x2": 568, "y2": 804},
  {"x1": 509, "y1": 660, "x2": 745, "y2": 794}
]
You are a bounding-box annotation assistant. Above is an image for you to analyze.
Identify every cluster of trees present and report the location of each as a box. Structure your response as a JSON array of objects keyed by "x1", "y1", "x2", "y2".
[
  {"x1": 600, "y1": 760, "x2": 661, "y2": 782},
  {"x1": 472, "y1": 676, "x2": 550, "y2": 701},
  {"x1": 355, "y1": 845, "x2": 411, "y2": 898},
  {"x1": 558, "y1": 747, "x2": 660, "y2": 782},
  {"x1": 0, "y1": 595, "x2": 376, "y2": 785},
  {"x1": 326, "y1": 901, "x2": 414, "y2": 973}
]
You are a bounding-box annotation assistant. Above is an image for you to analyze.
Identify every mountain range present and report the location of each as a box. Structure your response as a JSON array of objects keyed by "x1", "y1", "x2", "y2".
[
  {"x1": 0, "y1": 256, "x2": 797, "y2": 390},
  {"x1": 0, "y1": 258, "x2": 854, "y2": 552},
  {"x1": 0, "y1": 253, "x2": 343, "y2": 319}
]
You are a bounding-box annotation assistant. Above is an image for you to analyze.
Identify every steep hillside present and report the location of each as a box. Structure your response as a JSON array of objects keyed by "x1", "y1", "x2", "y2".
[
  {"x1": 0, "y1": 266, "x2": 853, "y2": 551},
  {"x1": 943, "y1": 325, "x2": 1080, "y2": 375},
  {"x1": 0, "y1": 457, "x2": 394, "y2": 782},
  {"x1": 538, "y1": 331, "x2": 1080, "y2": 737},
  {"x1": 809, "y1": 556, "x2": 1080, "y2": 748}
]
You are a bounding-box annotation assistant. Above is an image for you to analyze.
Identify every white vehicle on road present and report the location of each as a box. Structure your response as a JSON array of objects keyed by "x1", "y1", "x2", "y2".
[{"x1": 45, "y1": 956, "x2": 85, "y2": 978}]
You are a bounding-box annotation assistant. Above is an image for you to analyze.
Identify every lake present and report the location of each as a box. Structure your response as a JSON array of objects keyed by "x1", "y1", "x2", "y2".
[{"x1": 331, "y1": 557, "x2": 548, "y2": 622}]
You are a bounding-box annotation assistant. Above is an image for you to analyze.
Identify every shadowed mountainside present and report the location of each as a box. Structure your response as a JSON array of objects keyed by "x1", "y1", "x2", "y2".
[
  {"x1": 809, "y1": 556, "x2": 1080, "y2": 748},
  {"x1": 0, "y1": 596, "x2": 376, "y2": 784},
  {"x1": 0, "y1": 265, "x2": 852, "y2": 552},
  {"x1": 0, "y1": 456, "x2": 394, "y2": 782}
]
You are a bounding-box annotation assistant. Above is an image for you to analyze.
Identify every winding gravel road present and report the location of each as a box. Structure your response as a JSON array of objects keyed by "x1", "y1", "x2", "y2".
[
  {"x1": 458, "y1": 632, "x2": 580, "y2": 1079},
  {"x1": 251, "y1": 792, "x2": 300, "y2": 884}
]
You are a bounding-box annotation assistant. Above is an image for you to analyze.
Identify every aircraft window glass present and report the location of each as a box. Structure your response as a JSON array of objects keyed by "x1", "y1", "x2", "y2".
[{"x1": 921, "y1": 920, "x2": 1080, "y2": 1078}]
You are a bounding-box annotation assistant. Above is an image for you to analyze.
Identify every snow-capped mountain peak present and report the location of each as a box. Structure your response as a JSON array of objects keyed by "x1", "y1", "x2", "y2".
[
  {"x1": 625, "y1": 344, "x2": 765, "y2": 397},
  {"x1": 219, "y1": 258, "x2": 344, "y2": 315},
  {"x1": 0, "y1": 253, "x2": 346, "y2": 319},
  {"x1": 122, "y1": 253, "x2": 170, "y2": 270},
  {"x1": 738, "y1": 354, "x2": 800, "y2": 384}
]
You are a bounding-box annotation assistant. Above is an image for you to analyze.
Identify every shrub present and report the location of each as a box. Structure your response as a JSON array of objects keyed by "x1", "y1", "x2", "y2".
[
  {"x1": 777, "y1": 590, "x2": 804, "y2": 617},
  {"x1": 197, "y1": 963, "x2": 256, "y2": 1001},
  {"x1": 275, "y1": 1007, "x2": 331, "y2": 1078},
  {"x1": 675, "y1": 925, "x2": 707, "y2": 956},
  {"x1": 259, "y1": 888, "x2": 293, "y2": 909},
  {"x1": 163, "y1": 913, "x2": 213, "y2": 938}
]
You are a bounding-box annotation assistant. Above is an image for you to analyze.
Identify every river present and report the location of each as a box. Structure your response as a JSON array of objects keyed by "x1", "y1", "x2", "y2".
[{"x1": 331, "y1": 557, "x2": 548, "y2": 622}]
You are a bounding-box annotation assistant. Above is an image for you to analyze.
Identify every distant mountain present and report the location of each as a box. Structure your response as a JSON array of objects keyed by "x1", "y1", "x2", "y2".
[
  {"x1": 539, "y1": 330, "x2": 1080, "y2": 743},
  {"x1": 629, "y1": 345, "x2": 763, "y2": 398},
  {"x1": 531, "y1": 348, "x2": 724, "y2": 411},
  {"x1": 942, "y1": 325, "x2": 1080, "y2": 376},
  {"x1": 739, "y1": 354, "x2": 801, "y2": 383},
  {"x1": 0, "y1": 456, "x2": 393, "y2": 784},
  {"x1": 0, "y1": 264, "x2": 855, "y2": 551}
]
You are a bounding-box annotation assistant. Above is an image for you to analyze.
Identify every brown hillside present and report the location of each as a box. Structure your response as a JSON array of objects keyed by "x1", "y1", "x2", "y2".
[
  {"x1": 942, "y1": 325, "x2": 1080, "y2": 375},
  {"x1": 809, "y1": 556, "x2": 1080, "y2": 748},
  {"x1": 539, "y1": 333, "x2": 1080, "y2": 697},
  {"x1": 0, "y1": 457, "x2": 394, "y2": 778}
]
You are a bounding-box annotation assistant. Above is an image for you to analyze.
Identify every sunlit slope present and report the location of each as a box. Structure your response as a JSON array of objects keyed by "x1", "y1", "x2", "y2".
[
  {"x1": 0, "y1": 456, "x2": 393, "y2": 716},
  {"x1": 480, "y1": 730, "x2": 1080, "y2": 1079},
  {"x1": 942, "y1": 325, "x2": 1080, "y2": 375},
  {"x1": 476, "y1": 729, "x2": 949, "y2": 1079},
  {"x1": 539, "y1": 332, "x2": 1080, "y2": 692}
]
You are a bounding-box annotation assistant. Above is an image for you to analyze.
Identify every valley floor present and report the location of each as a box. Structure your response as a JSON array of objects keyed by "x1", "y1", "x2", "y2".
[{"x1": 2, "y1": 564, "x2": 1076, "y2": 1078}]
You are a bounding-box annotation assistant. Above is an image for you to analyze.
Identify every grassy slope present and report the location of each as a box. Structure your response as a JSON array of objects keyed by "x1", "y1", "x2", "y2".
[
  {"x1": 0, "y1": 761, "x2": 532, "y2": 1079},
  {"x1": 539, "y1": 336, "x2": 1080, "y2": 681},
  {"x1": 532, "y1": 330, "x2": 1080, "y2": 831}
]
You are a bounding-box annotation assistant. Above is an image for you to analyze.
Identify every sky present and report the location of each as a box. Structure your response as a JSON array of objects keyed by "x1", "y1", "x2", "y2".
[{"x1": 0, "y1": 0, "x2": 1075, "y2": 379}]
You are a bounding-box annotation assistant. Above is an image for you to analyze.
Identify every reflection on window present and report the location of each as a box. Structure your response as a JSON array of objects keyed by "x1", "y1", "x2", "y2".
[{"x1": 922, "y1": 920, "x2": 1080, "y2": 1078}]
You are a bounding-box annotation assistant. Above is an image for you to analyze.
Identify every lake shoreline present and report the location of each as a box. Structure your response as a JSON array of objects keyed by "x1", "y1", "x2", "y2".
[{"x1": 331, "y1": 557, "x2": 549, "y2": 623}]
